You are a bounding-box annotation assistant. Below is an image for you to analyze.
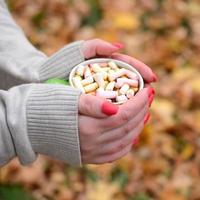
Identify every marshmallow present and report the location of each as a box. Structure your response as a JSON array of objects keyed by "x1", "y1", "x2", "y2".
[
  {"x1": 119, "y1": 84, "x2": 130, "y2": 95},
  {"x1": 108, "y1": 68, "x2": 126, "y2": 81},
  {"x1": 72, "y1": 77, "x2": 85, "y2": 93},
  {"x1": 108, "y1": 61, "x2": 119, "y2": 70},
  {"x1": 93, "y1": 72, "x2": 105, "y2": 88},
  {"x1": 81, "y1": 76, "x2": 94, "y2": 86},
  {"x1": 84, "y1": 66, "x2": 92, "y2": 78},
  {"x1": 116, "y1": 95, "x2": 128, "y2": 103},
  {"x1": 115, "y1": 78, "x2": 139, "y2": 88},
  {"x1": 84, "y1": 82, "x2": 98, "y2": 93},
  {"x1": 76, "y1": 65, "x2": 85, "y2": 76},
  {"x1": 126, "y1": 89, "x2": 135, "y2": 98},
  {"x1": 96, "y1": 89, "x2": 118, "y2": 99},
  {"x1": 106, "y1": 81, "x2": 115, "y2": 91},
  {"x1": 125, "y1": 69, "x2": 138, "y2": 80}
]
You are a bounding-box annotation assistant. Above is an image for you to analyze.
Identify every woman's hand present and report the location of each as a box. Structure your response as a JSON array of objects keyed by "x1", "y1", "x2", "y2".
[
  {"x1": 79, "y1": 88, "x2": 152, "y2": 164},
  {"x1": 78, "y1": 38, "x2": 156, "y2": 164},
  {"x1": 80, "y1": 38, "x2": 157, "y2": 83}
]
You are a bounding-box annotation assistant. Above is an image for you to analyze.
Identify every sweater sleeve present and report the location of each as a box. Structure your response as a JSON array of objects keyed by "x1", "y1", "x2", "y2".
[
  {"x1": 0, "y1": 83, "x2": 82, "y2": 166},
  {"x1": 0, "y1": 0, "x2": 84, "y2": 166},
  {"x1": 0, "y1": 0, "x2": 85, "y2": 90}
]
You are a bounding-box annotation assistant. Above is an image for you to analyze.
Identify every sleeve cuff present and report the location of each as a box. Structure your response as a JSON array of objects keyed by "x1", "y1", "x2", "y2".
[
  {"x1": 38, "y1": 41, "x2": 85, "y2": 81},
  {"x1": 26, "y1": 84, "x2": 82, "y2": 166}
]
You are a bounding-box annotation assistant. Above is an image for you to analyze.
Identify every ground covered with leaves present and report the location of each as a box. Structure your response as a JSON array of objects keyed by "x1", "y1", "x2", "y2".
[{"x1": 0, "y1": 0, "x2": 200, "y2": 199}]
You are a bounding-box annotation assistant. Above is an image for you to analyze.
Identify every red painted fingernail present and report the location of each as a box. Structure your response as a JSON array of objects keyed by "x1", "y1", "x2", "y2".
[
  {"x1": 148, "y1": 94, "x2": 154, "y2": 107},
  {"x1": 147, "y1": 87, "x2": 155, "y2": 98},
  {"x1": 152, "y1": 73, "x2": 158, "y2": 82},
  {"x1": 144, "y1": 113, "x2": 150, "y2": 124},
  {"x1": 112, "y1": 42, "x2": 124, "y2": 49},
  {"x1": 102, "y1": 101, "x2": 119, "y2": 116},
  {"x1": 133, "y1": 137, "x2": 139, "y2": 145}
]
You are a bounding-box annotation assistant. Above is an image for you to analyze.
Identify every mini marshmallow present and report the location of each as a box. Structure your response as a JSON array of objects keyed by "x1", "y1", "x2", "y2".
[
  {"x1": 133, "y1": 87, "x2": 139, "y2": 92},
  {"x1": 74, "y1": 75, "x2": 82, "y2": 81},
  {"x1": 126, "y1": 89, "x2": 135, "y2": 98},
  {"x1": 76, "y1": 65, "x2": 85, "y2": 76},
  {"x1": 115, "y1": 78, "x2": 139, "y2": 88},
  {"x1": 93, "y1": 72, "x2": 105, "y2": 88},
  {"x1": 106, "y1": 81, "x2": 115, "y2": 91},
  {"x1": 91, "y1": 64, "x2": 108, "y2": 79},
  {"x1": 125, "y1": 69, "x2": 138, "y2": 80},
  {"x1": 116, "y1": 95, "x2": 128, "y2": 103},
  {"x1": 84, "y1": 82, "x2": 98, "y2": 93},
  {"x1": 119, "y1": 84, "x2": 130, "y2": 95},
  {"x1": 90, "y1": 63, "x2": 102, "y2": 73},
  {"x1": 108, "y1": 61, "x2": 119, "y2": 70},
  {"x1": 101, "y1": 67, "x2": 110, "y2": 72},
  {"x1": 108, "y1": 68, "x2": 126, "y2": 81},
  {"x1": 96, "y1": 89, "x2": 118, "y2": 99},
  {"x1": 72, "y1": 77, "x2": 85, "y2": 93},
  {"x1": 81, "y1": 76, "x2": 94, "y2": 86},
  {"x1": 84, "y1": 66, "x2": 92, "y2": 78}
]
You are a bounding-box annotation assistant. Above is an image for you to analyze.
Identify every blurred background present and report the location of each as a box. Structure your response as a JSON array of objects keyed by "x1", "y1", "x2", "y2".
[{"x1": 0, "y1": 0, "x2": 200, "y2": 199}]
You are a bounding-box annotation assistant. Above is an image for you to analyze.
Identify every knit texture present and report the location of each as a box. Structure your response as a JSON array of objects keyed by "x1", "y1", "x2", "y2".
[
  {"x1": 39, "y1": 41, "x2": 85, "y2": 81},
  {"x1": 27, "y1": 84, "x2": 82, "y2": 166},
  {"x1": 0, "y1": 0, "x2": 86, "y2": 166}
]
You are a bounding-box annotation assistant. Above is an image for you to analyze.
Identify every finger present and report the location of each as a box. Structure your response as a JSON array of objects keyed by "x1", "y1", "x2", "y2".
[
  {"x1": 79, "y1": 94, "x2": 118, "y2": 118},
  {"x1": 81, "y1": 39, "x2": 123, "y2": 59},
  {"x1": 93, "y1": 142, "x2": 133, "y2": 164},
  {"x1": 99, "y1": 87, "x2": 150, "y2": 130},
  {"x1": 99, "y1": 103, "x2": 148, "y2": 143},
  {"x1": 111, "y1": 53, "x2": 157, "y2": 83},
  {"x1": 96, "y1": 120, "x2": 144, "y2": 156}
]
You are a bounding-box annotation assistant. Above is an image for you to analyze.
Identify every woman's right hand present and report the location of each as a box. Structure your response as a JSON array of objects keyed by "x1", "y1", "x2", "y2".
[{"x1": 78, "y1": 87, "x2": 152, "y2": 164}]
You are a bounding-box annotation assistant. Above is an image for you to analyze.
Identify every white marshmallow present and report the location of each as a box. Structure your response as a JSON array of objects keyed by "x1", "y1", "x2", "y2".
[
  {"x1": 81, "y1": 76, "x2": 94, "y2": 86},
  {"x1": 84, "y1": 66, "x2": 92, "y2": 78},
  {"x1": 91, "y1": 64, "x2": 108, "y2": 79},
  {"x1": 116, "y1": 95, "x2": 128, "y2": 103},
  {"x1": 108, "y1": 68, "x2": 126, "y2": 81},
  {"x1": 115, "y1": 78, "x2": 139, "y2": 88},
  {"x1": 125, "y1": 69, "x2": 138, "y2": 80},
  {"x1": 101, "y1": 67, "x2": 110, "y2": 72},
  {"x1": 84, "y1": 82, "x2": 98, "y2": 93},
  {"x1": 105, "y1": 81, "x2": 115, "y2": 91},
  {"x1": 72, "y1": 77, "x2": 85, "y2": 93},
  {"x1": 90, "y1": 63, "x2": 102, "y2": 73},
  {"x1": 93, "y1": 72, "x2": 105, "y2": 88},
  {"x1": 119, "y1": 84, "x2": 130, "y2": 95},
  {"x1": 96, "y1": 89, "x2": 118, "y2": 99},
  {"x1": 126, "y1": 89, "x2": 135, "y2": 98},
  {"x1": 74, "y1": 75, "x2": 82, "y2": 81},
  {"x1": 76, "y1": 65, "x2": 85, "y2": 76},
  {"x1": 108, "y1": 61, "x2": 119, "y2": 70}
]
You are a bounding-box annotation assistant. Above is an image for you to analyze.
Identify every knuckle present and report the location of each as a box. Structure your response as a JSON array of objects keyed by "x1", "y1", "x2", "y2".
[
  {"x1": 119, "y1": 110, "x2": 130, "y2": 123},
  {"x1": 122, "y1": 123, "x2": 133, "y2": 135},
  {"x1": 83, "y1": 101, "x2": 92, "y2": 114}
]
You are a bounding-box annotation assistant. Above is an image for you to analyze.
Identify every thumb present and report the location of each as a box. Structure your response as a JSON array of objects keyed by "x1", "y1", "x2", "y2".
[
  {"x1": 81, "y1": 39, "x2": 124, "y2": 59},
  {"x1": 79, "y1": 94, "x2": 119, "y2": 118}
]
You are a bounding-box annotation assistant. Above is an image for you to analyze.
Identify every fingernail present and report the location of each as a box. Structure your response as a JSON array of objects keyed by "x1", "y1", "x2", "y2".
[
  {"x1": 133, "y1": 137, "x2": 139, "y2": 145},
  {"x1": 112, "y1": 42, "x2": 124, "y2": 49},
  {"x1": 102, "y1": 101, "x2": 119, "y2": 116},
  {"x1": 152, "y1": 73, "x2": 158, "y2": 82},
  {"x1": 144, "y1": 113, "x2": 150, "y2": 124},
  {"x1": 148, "y1": 87, "x2": 154, "y2": 97},
  {"x1": 148, "y1": 94, "x2": 154, "y2": 107}
]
